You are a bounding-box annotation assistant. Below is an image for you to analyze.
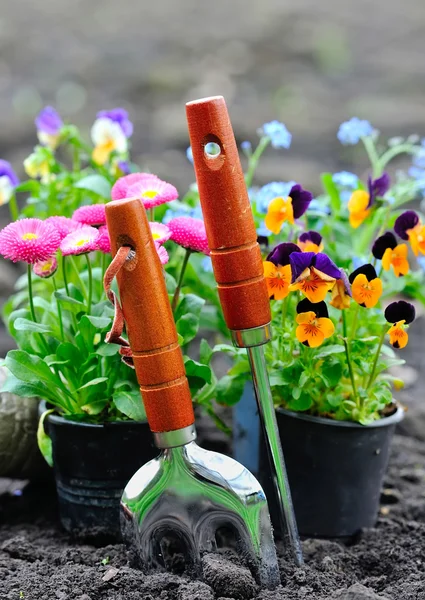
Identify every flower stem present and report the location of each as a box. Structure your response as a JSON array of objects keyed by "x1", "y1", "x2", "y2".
[
  {"x1": 281, "y1": 295, "x2": 289, "y2": 329},
  {"x1": 148, "y1": 207, "x2": 155, "y2": 221},
  {"x1": 85, "y1": 253, "x2": 93, "y2": 314},
  {"x1": 245, "y1": 136, "x2": 270, "y2": 188},
  {"x1": 8, "y1": 193, "x2": 19, "y2": 221},
  {"x1": 362, "y1": 136, "x2": 381, "y2": 178},
  {"x1": 101, "y1": 251, "x2": 108, "y2": 297},
  {"x1": 171, "y1": 248, "x2": 192, "y2": 311},
  {"x1": 367, "y1": 325, "x2": 387, "y2": 389},
  {"x1": 342, "y1": 310, "x2": 360, "y2": 408},
  {"x1": 69, "y1": 256, "x2": 88, "y2": 301},
  {"x1": 350, "y1": 303, "x2": 360, "y2": 341},
  {"x1": 378, "y1": 143, "x2": 418, "y2": 172},
  {"x1": 28, "y1": 264, "x2": 50, "y2": 354},
  {"x1": 52, "y1": 276, "x2": 65, "y2": 342},
  {"x1": 62, "y1": 255, "x2": 70, "y2": 296}
]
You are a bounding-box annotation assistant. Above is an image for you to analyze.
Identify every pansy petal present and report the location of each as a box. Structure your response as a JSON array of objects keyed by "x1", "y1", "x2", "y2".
[
  {"x1": 388, "y1": 323, "x2": 409, "y2": 349},
  {"x1": 267, "y1": 242, "x2": 300, "y2": 266},
  {"x1": 313, "y1": 253, "x2": 341, "y2": 280},
  {"x1": 317, "y1": 317, "x2": 335, "y2": 338},
  {"x1": 296, "y1": 298, "x2": 329, "y2": 318},
  {"x1": 394, "y1": 210, "x2": 420, "y2": 240},
  {"x1": 372, "y1": 232, "x2": 397, "y2": 259},
  {"x1": 289, "y1": 184, "x2": 313, "y2": 219},
  {"x1": 385, "y1": 300, "x2": 415, "y2": 324},
  {"x1": 290, "y1": 252, "x2": 315, "y2": 283},
  {"x1": 296, "y1": 324, "x2": 325, "y2": 348}
]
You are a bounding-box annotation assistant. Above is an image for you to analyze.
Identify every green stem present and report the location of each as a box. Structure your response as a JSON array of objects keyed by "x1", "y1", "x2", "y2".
[
  {"x1": 281, "y1": 295, "x2": 289, "y2": 330},
  {"x1": 342, "y1": 310, "x2": 360, "y2": 409},
  {"x1": 27, "y1": 264, "x2": 50, "y2": 354},
  {"x1": 85, "y1": 253, "x2": 93, "y2": 314},
  {"x1": 378, "y1": 143, "x2": 418, "y2": 172},
  {"x1": 350, "y1": 303, "x2": 360, "y2": 341},
  {"x1": 8, "y1": 193, "x2": 19, "y2": 221},
  {"x1": 62, "y1": 255, "x2": 70, "y2": 296},
  {"x1": 171, "y1": 248, "x2": 192, "y2": 311},
  {"x1": 362, "y1": 137, "x2": 381, "y2": 178},
  {"x1": 367, "y1": 325, "x2": 387, "y2": 389},
  {"x1": 69, "y1": 256, "x2": 88, "y2": 301},
  {"x1": 245, "y1": 136, "x2": 270, "y2": 188},
  {"x1": 148, "y1": 207, "x2": 155, "y2": 222},
  {"x1": 101, "y1": 251, "x2": 108, "y2": 298},
  {"x1": 52, "y1": 276, "x2": 65, "y2": 342}
]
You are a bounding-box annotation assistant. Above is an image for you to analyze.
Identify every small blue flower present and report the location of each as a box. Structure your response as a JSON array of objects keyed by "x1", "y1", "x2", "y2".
[
  {"x1": 255, "y1": 181, "x2": 296, "y2": 213},
  {"x1": 163, "y1": 203, "x2": 203, "y2": 224},
  {"x1": 201, "y1": 256, "x2": 213, "y2": 272},
  {"x1": 308, "y1": 198, "x2": 331, "y2": 216},
  {"x1": 418, "y1": 256, "x2": 425, "y2": 272},
  {"x1": 241, "y1": 141, "x2": 252, "y2": 153},
  {"x1": 332, "y1": 171, "x2": 359, "y2": 189},
  {"x1": 412, "y1": 149, "x2": 425, "y2": 169},
  {"x1": 256, "y1": 223, "x2": 270, "y2": 237},
  {"x1": 186, "y1": 146, "x2": 194, "y2": 164},
  {"x1": 408, "y1": 166, "x2": 425, "y2": 192},
  {"x1": 337, "y1": 118, "x2": 374, "y2": 145},
  {"x1": 260, "y1": 121, "x2": 292, "y2": 149}
]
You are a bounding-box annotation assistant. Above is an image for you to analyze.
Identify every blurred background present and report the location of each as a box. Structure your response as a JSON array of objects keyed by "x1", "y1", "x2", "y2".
[{"x1": 0, "y1": 0, "x2": 424, "y2": 361}]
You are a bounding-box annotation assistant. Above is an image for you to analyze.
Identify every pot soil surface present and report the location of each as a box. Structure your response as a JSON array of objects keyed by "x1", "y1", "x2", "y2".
[{"x1": 1, "y1": 434, "x2": 425, "y2": 600}]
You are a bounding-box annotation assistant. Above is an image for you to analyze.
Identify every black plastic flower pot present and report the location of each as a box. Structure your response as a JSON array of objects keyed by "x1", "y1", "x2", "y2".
[
  {"x1": 259, "y1": 406, "x2": 404, "y2": 538},
  {"x1": 45, "y1": 408, "x2": 157, "y2": 541}
]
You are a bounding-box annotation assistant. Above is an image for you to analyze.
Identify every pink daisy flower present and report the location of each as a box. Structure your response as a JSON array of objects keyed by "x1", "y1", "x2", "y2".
[
  {"x1": 127, "y1": 177, "x2": 178, "y2": 209},
  {"x1": 97, "y1": 225, "x2": 111, "y2": 254},
  {"x1": 150, "y1": 222, "x2": 171, "y2": 244},
  {"x1": 46, "y1": 216, "x2": 82, "y2": 241},
  {"x1": 155, "y1": 241, "x2": 169, "y2": 265},
  {"x1": 167, "y1": 217, "x2": 210, "y2": 255},
  {"x1": 60, "y1": 226, "x2": 100, "y2": 256},
  {"x1": 0, "y1": 218, "x2": 61, "y2": 264},
  {"x1": 111, "y1": 173, "x2": 159, "y2": 201},
  {"x1": 33, "y1": 256, "x2": 58, "y2": 278},
  {"x1": 73, "y1": 204, "x2": 106, "y2": 226}
]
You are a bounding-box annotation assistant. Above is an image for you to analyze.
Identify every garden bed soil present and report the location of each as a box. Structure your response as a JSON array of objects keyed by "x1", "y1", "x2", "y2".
[{"x1": 1, "y1": 434, "x2": 425, "y2": 600}]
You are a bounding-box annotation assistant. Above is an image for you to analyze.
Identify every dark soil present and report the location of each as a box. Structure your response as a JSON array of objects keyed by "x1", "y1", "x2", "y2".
[{"x1": 1, "y1": 434, "x2": 425, "y2": 600}]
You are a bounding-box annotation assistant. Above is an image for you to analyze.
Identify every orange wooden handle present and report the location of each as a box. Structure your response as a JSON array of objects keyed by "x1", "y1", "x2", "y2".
[
  {"x1": 105, "y1": 198, "x2": 194, "y2": 433},
  {"x1": 186, "y1": 96, "x2": 271, "y2": 331}
]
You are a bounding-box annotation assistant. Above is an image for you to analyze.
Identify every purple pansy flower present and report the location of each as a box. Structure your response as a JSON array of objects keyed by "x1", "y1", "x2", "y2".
[
  {"x1": 367, "y1": 172, "x2": 390, "y2": 207},
  {"x1": 290, "y1": 252, "x2": 341, "y2": 283},
  {"x1": 267, "y1": 242, "x2": 300, "y2": 266},
  {"x1": 0, "y1": 160, "x2": 19, "y2": 187},
  {"x1": 394, "y1": 210, "x2": 420, "y2": 240},
  {"x1": 290, "y1": 184, "x2": 313, "y2": 219},
  {"x1": 35, "y1": 107, "x2": 63, "y2": 136},
  {"x1": 97, "y1": 108, "x2": 133, "y2": 138}
]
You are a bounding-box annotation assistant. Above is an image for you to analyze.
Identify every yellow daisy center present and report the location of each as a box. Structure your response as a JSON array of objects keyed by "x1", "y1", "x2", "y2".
[
  {"x1": 141, "y1": 190, "x2": 158, "y2": 199},
  {"x1": 76, "y1": 238, "x2": 89, "y2": 247},
  {"x1": 22, "y1": 233, "x2": 39, "y2": 241}
]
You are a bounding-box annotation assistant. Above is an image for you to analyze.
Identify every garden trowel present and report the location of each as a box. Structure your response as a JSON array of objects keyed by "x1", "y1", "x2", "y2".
[
  {"x1": 186, "y1": 95, "x2": 303, "y2": 565},
  {"x1": 104, "y1": 197, "x2": 279, "y2": 588}
]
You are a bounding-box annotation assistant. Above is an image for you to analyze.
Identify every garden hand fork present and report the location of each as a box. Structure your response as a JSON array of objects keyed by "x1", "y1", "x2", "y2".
[
  {"x1": 186, "y1": 95, "x2": 303, "y2": 566},
  {"x1": 104, "y1": 197, "x2": 279, "y2": 588}
]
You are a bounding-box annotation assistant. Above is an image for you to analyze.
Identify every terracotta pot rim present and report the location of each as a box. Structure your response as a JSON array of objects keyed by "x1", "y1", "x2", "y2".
[{"x1": 276, "y1": 405, "x2": 405, "y2": 429}]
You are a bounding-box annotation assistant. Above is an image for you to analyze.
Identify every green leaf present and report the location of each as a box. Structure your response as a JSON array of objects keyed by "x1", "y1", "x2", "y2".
[
  {"x1": 176, "y1": 314, "x2": 200, "y2": 345},
  {"x1": 6, "y1": 350, "x2": 59, "y2": 387},
  {"x1": 54, "y1": 291, "x2": 85, "y2": 311},
  {"x1": 321, "y1": 362, "x2": 343, "y2": 387},
  {"x1": 77, "y1": 377, "x2": 108, "y2": 391},
  {"x1": 315, "y1": 344, "x2": 345, "y2": 359},
  {"x1": 321, "y1": 173, "x2": 341, "y2": 213},
  {"x1": 74, "y1": 174, "x2": 111, "y2": 199},
  {"x1": 113, "y1": 389, "x2": 146, "y2": 421},
  {"x1": 15, "y1": 180, "x2": 41, "y2": 194},
  {"x1": 56, "y1": 342, "x2": 82, "y2": 365},
  {"x1": 0, "y1": 372, "x2": 61, "y2": 405},
  {"x1": 97, "y1": 343, "x2": 119, "y2": 356},
  {"x1": 287, "y1": 393, "x2": 313, "y2": 412},
  {"x1": 14, "y1": 318, "x2": 53, "y2": 334},
  {"x1": 299, "y1": 372, "x2": 309, "y2": 388},
  {"x1": 199, "y1": 339, "x2": 213, "y2": 366},
  {"x1": 81, "y1": 399, "x2": 108, "y2": 415},
  {"x1": 165, "y1": 272, "x2": 177, "y2": 294},
  {"x1": 84, "y1": 315, "x2": 111, "y2": 329},
  {"x1": 215, "y1": 375, "x2": 245, "y2": 406},
  {"x1": 184, "y1": 357, "x2": 212, "y2": 393},
  {"x1": 37, "y1": 410, "x2": 54, "y2": 467}
]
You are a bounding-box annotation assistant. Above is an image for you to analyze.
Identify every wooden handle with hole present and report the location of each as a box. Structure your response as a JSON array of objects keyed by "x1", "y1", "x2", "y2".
[
  {"x1": 186, "y1": 95, "x2": 271, "y2": 331},
  {"x1": 105, "y1": 198, "x2": 194, "y2": 433}
]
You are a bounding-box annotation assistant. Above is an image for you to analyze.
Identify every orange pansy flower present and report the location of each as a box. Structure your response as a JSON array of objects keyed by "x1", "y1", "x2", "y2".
[
  {"x1": 330, "y1": 278, "x2": 351, "y2": 310},
  {"x1": 388, "y1": 320, "x2": 408, "y2": 349},
  {"x1": 347, "y1": 190, "x2": 370, "y2": 229},
  {"x1": 263, "y1": 261, "x2": 292, "y2": 300},
  {"x1": 351, "y1": 273, "x2": 382, "y2": 308},
  {"x1": 381, "y1": 243, "x2": 409, "y2": 277},
  {"x1": 265, "y1": 196, "x2": 294, "y2": 234},
  {"x1": 295, "y1": 310, "x2": 335, "y2": 348},
  {"x1": 289, "y1": 268, "x2": 336, "y2": 303}
]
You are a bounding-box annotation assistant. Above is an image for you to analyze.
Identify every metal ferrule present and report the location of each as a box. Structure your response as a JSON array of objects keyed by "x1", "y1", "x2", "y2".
[
  {"x1": 230, "y1": 323, "x2": 272, "y2": 348},
  {"x1": 153, "y1": 424, "x2": 197, "y2": 449}
]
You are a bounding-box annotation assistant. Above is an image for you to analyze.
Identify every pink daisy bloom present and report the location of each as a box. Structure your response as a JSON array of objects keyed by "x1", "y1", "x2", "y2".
[
  {"x1": 155, "y1": 241, "x2": 169, "y2": 265},
  {"x1": 46, "y1": 216, "x2": 82, "y2": 241},
  {"x1": 33, "y1": 256, "x2": 58, "y2": 278},
  {"x1": 150, "y1": 222, "x2": 171, "y2": 244},
  {"x1": 127, "y1": 177, "x2": 178, "y2": 209},
  {"x1": 0, "y1": 218, "x2": 61, "y2": 264},
  {"x1": 73, "y1": 204, "x2": 106, "y2": 227},
  {"x1": 167, "y1": 217, "x2": 210, "y2": 255},
  {"x1": 111, "y1": 173, "x2": 159, "y2": 201},
  {"x1": 97, "y1": 225, "x2": 111, "y2": 254},
  {"x1": 60, "y1": 226, "x2": 100, "y2": 256}
]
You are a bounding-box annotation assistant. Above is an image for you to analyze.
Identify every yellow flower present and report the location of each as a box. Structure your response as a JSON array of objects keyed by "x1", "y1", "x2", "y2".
[
  {"x1": 263, "y1": 261, "x2": 292, "y2": 300},
  {"x1": 381, "y1": 243, "x2": 409, "y2": 277},
  {"x1": 91, "y1": 118, "x2": 127, "y2": 165},
  {"x1": 330, "y1": 279, "x2": 351, "y2": 310},
  {"x1": 347, "y1": 190, "x2": 370, "y2": 228},
  {"x1": 24, "y1": 153, "x2": 51, "y2": 183},
  {"x1": 351, "y1": 273, "x2": 382, "y2": 308},
  {"x1": 295, "y1": 311, "x2": 335, "y2": 348},
  {"x1": 388, "y1": 320, "x2": 408, "y2": 349},
  {"x1": 265, "y1": 196, "x2": 294, "y2": 234},
  {"x1": 289, "y1": 268, "x2": 336, "y2": 303}
]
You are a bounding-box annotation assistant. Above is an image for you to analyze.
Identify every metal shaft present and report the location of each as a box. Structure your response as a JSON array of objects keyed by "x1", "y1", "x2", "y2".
[{"x1": 246, "y1": 344, "x2": 304, "y2": 566}]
